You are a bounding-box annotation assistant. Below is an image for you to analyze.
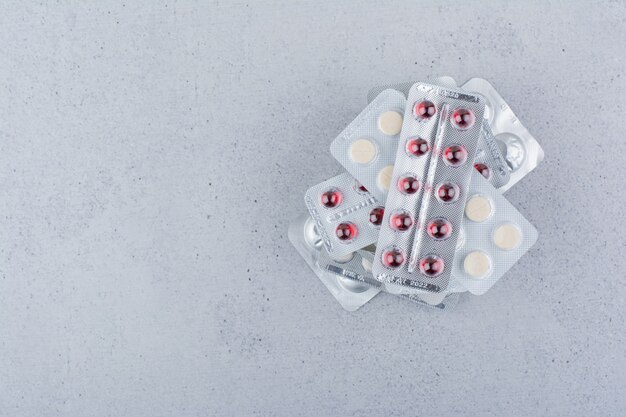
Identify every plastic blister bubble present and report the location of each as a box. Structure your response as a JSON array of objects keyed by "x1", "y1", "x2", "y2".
[
  {"x1": 304, "y1": 173, "x2": 382, "y2": 258},
  {"x1": 461, "y1": 78, "x2": 544, "y2": 192}
]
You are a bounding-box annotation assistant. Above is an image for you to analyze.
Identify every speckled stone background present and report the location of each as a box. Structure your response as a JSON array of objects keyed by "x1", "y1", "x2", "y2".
[{"x1": 1, "y1": 1, "x2": 624, "y2": 416}]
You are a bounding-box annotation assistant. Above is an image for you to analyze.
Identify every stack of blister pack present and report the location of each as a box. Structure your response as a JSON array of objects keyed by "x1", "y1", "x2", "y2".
[{"x1": 288, "y1": 78, "x2": 543, "y2": 311}]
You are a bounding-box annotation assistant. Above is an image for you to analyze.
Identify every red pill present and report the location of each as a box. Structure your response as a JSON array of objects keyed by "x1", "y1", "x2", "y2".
[
  {"x1": 335, "y1": 222, "x2": 357, "y2": 242},
  {"x1": 474, "y1": 163, "x2": 491, "y2": 180},
  {"x1": 354, "y1": 180, "x2": 368, "y2": 194},
  {"x1": 419, "y1": 255, "x2": 444, "y2": 277},
  {"x1": 321, "y1": 189, "x2": 342, "y2": 208},
  {"x1": 443, "y1": 144, "x2": 468, "y2": 167},
  {"x1": 382, "y1": 247, "x2": 405, "y2": 269},
  {"x1": 427, "y1": 218, "x2": 453, "y2": 240},
  {"x1": 435, "y1": 182, "x2": 460, "y2": 203},
  {"x1": 397, "y1": 175, "x2": 420, "y2": 195},
  {"x1": 413, "y1": 100, "x2": 436, "y2": 119},
  {"x1": 390, "y1": 210, "x2": 413, "y2": 231},
  {"x1": 406, "y1": 137, "x2": 430, "y2": 157},
  {"x1": 369, "y1": 206, "x2": 384, "y2": 226},
  {"x1": 451, "y1": 108, "x2": 475, "y2": 130}
]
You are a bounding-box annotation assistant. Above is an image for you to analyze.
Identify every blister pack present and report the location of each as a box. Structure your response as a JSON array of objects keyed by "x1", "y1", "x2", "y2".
[
  {"x1": 329, "y1": 89, "x2": 406, "y2": 202},
  {"x1": 317, "y1": 244, "x2": 461, "y2": 310},
  {"x1": 367, "y1": 80, "x2": 511, "y2": 191},
  {"x1": 373, "y1": 82, "x2": 486, "y2": 293},
  {"x1": 461, "y1": 78, "x2": 544, "y2": 191},
  {"x1": 304, "y1": 173, "x2": 384, "y2": 258},
  {"x1": 330, "y1": 77, "x2": 460, "y2": 203},
  {"x1": 288, "y1": 213, "x2": 380, "y2": 311},
  {"x1": 290, "y1": 75, "x2": 542, "y2": 312},
  {"x1": 316, "y1": 246, "x2": 380, "y2": 288},
  {"x1": 289, "y1": 212, "x2": 459, "y2": 311},
  {"x1": 452, "y1": 170, "x2": 538, "y2": 294}
]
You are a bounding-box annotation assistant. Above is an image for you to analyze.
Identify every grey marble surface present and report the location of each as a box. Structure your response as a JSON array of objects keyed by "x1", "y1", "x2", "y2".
[{"x1": 1, "y1": 1, "x2": 624, "y2": 416}]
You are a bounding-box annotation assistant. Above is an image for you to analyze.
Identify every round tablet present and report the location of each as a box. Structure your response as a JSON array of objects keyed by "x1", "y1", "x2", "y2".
[
  {"x1": 361, "y1": 257, "x2": 373, "y2": 272},
  {"x1": 349, "y1": 138, "x2": 376, "y2": 164},
  {"x1": 377, "y1": 165, "x2": 394, "y2": 190},
  {"x1": 335, "y1": 222, "x2": 358, "y2": 242},
  {"x1": 368, "y1": 206, "x2": 384, "y2": 226},
  {"x1": 493, "y1": 223, "x2": 521, "y2": 250},
  {"x1": 381, "y1": 246, "x2": 405, "y2": 269},
  {"x1": 332, "y1": 252, "x2": 354, "y2": 263},
  {"x1": 377, "y1": 111, "x2": 403, "y2": 136},
  {"x1": 419, "y1": 255, "x2": 444, "y2": 277},
  {"x1": 465, "y1": 195, "x2": 492, "y2": 222},
  {"x1": 463, "y1": 251, "x2": 491, "y2": 277}
]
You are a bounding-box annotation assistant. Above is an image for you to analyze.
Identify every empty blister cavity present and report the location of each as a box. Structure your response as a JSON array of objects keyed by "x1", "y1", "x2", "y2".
[
  {"x1": 461, "y1": 78, "x2": 544, "y2": 191},
  {"x1": 451, "y1": 171, "x2": 538, "y2": 295},
  {"x1": 330, "y1": 89, "x2": 407, "y2": 202},
  {"x1": 373, "y1": 82, "x2": 486, "y2": 294},
  {"x1": 304, "y1": 173, "x2": 381, "y2": 258},
  {"x1": 288, "y1": 213, "x2": 380, "y2": 311}
]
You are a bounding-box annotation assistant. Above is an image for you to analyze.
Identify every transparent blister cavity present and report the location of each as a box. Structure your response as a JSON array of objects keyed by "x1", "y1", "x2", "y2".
[
  {"x1": 451, "y1": 170, "x2": 538, "y2": 294},
  {"x1": 304, "y1": 173, "x2": 383, "y2": 258},
  {"x1": 288, "y1": 213, "x2": 380, "y2": 311},
  {"x1": 461, "y1": 78, "x2": 544, "y2": 192},
  {"x1": 368, "y1": 79, "x2": 512, "y2": 191},
  {"x1": 330, "y1": 89, "x2": 407, "y2": 202},
  {"x1": 373, "y1": 82, "x2": 486, "y2": 293}
]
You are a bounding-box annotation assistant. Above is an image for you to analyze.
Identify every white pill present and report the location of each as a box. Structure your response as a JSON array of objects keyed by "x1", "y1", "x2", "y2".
[
  {"x1": 349, "y1": 138, "x2": 376, "y2": 164},
  {"x1": 361, "y1": 257, "x2": 373, "y2": 272},
  {"x1": 493, "y1": 223, "x2": 522, "y2": 250},
  {"x1": 465, "y1": 195, "x2": 492, "y2": 222},
  {"x1": 332, "y1": 252, "x2": 354, "y2": 263},
  {"x1": 377, "y1": 165, "x2": 394, "y2": 190},
  {"x1": 463, "y1": 251, "x2": 491, "y2": 277},
  {"x1": 377, "y1": 111, "x2": 403, "y2": 136}
]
